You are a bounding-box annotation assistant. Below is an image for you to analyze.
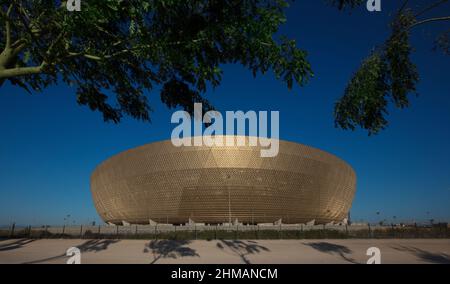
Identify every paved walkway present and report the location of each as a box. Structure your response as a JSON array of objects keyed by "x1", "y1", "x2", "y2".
[{"x1": 0, "y1": 239, "x2": 449, "y2": 264}]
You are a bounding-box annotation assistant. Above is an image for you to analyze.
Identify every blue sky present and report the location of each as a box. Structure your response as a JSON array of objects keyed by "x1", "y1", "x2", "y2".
[{"x1": 1, "y1": 1, "x2": 449, "y2": 226}]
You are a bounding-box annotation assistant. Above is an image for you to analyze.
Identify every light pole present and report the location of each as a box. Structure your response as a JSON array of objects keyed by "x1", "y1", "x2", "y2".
[
  {"x1": 228, "y1": 187, "x2": 231, "y2": 225},
  {"x1": 226, "y1": 175, "x2": 231, "y2": 225}
]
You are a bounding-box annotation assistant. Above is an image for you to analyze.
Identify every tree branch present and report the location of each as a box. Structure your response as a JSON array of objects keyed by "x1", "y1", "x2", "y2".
[
  {"x1": 4, "y1": 3, "x2": 14, "y2": 49},
  {"x1": 414, "y1": 0, "x2": 449, "y2": 18},
  {"x1": 67, "y1": 52, "x2": 105, "y2": 61},
  {"x1": 409, "y1": 16, "x2": 450, "y2": 30},
  {"x1": 46, "y1": 31, "x2": 65, "y2": 56},
  {"x1": 10, "y1": 41, "x2": 27, "y2": 58},
  {"x1": 397, "y1": 0, "x2": 409, "y2": 15},
  {"x1": 65, "y1": 37, "x2": 211, "y2": 63},
  {"x1": 0, "y1": 63, "x2": 44, "y2": 79},
  {"x1": 10, "y1": 38, "x2": 26, "y2": 49}
]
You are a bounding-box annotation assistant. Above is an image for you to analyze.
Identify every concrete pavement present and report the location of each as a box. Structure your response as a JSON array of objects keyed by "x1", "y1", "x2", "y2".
[{"x1": 0, "y1": 238, "x2": 449, "y2": 264}]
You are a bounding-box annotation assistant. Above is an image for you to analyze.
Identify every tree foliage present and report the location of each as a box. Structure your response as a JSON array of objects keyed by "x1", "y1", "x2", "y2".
[
  {"x1": 1, "y1": 0, "x2": 449, "y2": 134},
  {"x1": 328, "y1": 0, "x2": 364, "y2": 10},
  {"x1": 334, "y1": 1, "x2": 449, "y2": 134},
  {"x1": 0, "y1": 0, "x2": 312, "y2": 122},
  {"x1": 335, "y1": 10, "x2": 419, "y2": 134}
]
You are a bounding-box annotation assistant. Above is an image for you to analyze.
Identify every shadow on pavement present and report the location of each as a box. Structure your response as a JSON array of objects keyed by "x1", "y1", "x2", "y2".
[
  {"x1": 23, "y1": 239, "x2": 120, "y2": 264},
  {"x1": 391, "y1": 245, "x2": 450, "y2": 264},
  {"x1": 78, "y1": 239, "x2": 120, "y2": 253},
  {"x1": 216, "y1": 240, "x2": 270, "y2": 264},
  {"x1": 0, "y1": 239, "x2": 35, "y2": 252},
  {"x1": 144, "y1": 240, "x2": 199, "y2": 264},
  {"x1": 305, "y1": 241, "x2": 358, "y2": 264}
]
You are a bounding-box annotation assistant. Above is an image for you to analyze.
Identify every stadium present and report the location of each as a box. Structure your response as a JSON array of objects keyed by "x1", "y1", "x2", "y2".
[{"x1": 90, "y1": 136, "x2": 356, "y2": 225}]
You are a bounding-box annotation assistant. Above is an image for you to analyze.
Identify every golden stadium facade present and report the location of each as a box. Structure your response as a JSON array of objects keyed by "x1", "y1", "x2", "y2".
[{"x1": 90, "y1": 136, "x2": 356, "y2": 225}]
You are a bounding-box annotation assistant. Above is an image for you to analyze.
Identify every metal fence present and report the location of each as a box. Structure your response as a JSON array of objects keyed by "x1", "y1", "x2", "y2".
[{"x1": 1, "y1": 223, "x2": 449, "y2": 240}]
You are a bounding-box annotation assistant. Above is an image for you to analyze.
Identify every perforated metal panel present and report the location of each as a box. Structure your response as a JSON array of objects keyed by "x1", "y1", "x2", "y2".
[{"x1": 90, "y1": 136, "x2": 356, "y2": 225}]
